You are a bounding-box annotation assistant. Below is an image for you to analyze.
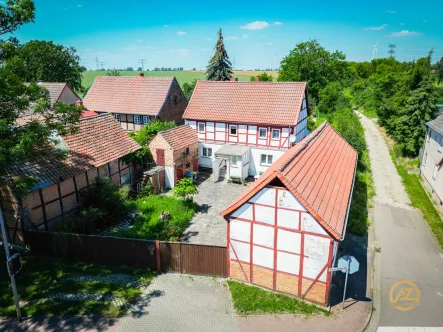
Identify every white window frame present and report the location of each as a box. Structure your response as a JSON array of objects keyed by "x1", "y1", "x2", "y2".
[
  {"x1": 202, "y1": 147, "x2": 212, "y2": 157},
  {"x1": 260, "y1": 154, "x2": 273, "y2": 166},
  {"x1": 230, "y1": 125, "x2": 238, "y2": 136},
  {"x1": 143, "y1": 116, "x2": 150, "y2": 124},
  {"x1": 271, "y1": 129, "x2": 280, "y2": 140},
  {"x1": 134, "y1": 115, "x2": 141, "y2": 124},
  {"x1": 114, "y1": 114, "x2": 120, "y2": 123},
  {"x1": 259, "y1": 128, "x2": 267, "y2": 139},
  {"x1": 198, "y1": 122, "x2": 205, "y2": 133}
]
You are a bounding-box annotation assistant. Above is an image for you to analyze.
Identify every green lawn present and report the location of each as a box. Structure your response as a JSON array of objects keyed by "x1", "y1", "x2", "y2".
[
  {"x1": 0, "y1": 253, "x2": 156, "y2": 317},
  {"x1": 389, "y1": 151, "x2": 443, "y2": 250},
  {"x1": 82, "y1": 70, "x2": 255, "y2": 91},
  {"x1": 227, "y1": 281, "x2": 330, "y2": 316},
  {"x1": 114, "y1": 195, "x2": 198, "y2": 241}
]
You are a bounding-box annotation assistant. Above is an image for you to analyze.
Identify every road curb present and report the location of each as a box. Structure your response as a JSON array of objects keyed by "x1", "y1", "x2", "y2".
[{"x1": 363, "y1": 206, "x2": 381, "y2": 332}]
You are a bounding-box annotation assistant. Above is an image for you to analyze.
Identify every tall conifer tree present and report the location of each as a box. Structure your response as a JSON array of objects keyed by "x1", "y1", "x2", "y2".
[{"x1": 206, "y1": 29, "x2": 233, "y2": 81}]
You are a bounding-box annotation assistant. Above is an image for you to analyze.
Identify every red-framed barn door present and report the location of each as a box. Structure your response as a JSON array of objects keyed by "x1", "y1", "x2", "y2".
[
  {"x1": 176, "y1": 164, "x2": 184, "y2": 185},
  {"x1": 193, "y1": 158, "x2": 199, "y2": 172},
  {"x1": 157, "y1": 149, "x2": 165, "y2": 166}
]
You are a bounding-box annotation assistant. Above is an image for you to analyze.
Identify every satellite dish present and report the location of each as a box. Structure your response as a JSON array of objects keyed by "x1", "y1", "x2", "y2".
[{"x1": 289, "y1": 134, "x2": 296, "y2": 143}]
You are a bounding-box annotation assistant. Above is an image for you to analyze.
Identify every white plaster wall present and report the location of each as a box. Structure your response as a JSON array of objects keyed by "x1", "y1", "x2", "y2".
[
  {"x1": 198, "y1": 142, "x2": 223, "y2": 168},
  {"x1": 230, "y1": 240, "x2": 250, "y2": 262},
  {"x1": 277, "y1": 190, "x2": 306, "y2": 211},
  {"x1": 277, "y1": 229, "x2": 301, "y2": 254},
  {"x1": 250, "y1": 187, "x2": 276, "y2": 206},
  {"x1": 277, "y1": 208, "x2": 300, "y2": 229},
  {"x1": 253, "y1": 223, "x2": 275, "y2": 248},
  {"x1": 232, "y1": 202, "x2": 254, "y2": 220},
  {"x1": 303, "y1": 234, "x2": 330, "y2": 282},
  {"x1": 165, "y1": 166, "x2": 174, "y2": 189},
  {"x1": 301, "y1": 213, "x2": 328, "y2": 236},
  {"x1": 250, "y1": 148, "x2": 285, "y2": 176},
  {"x1": 254, "y1": 205, "x2": 275, "y2": 225},
  {"x1": 253, "y1": 245, "x2": 274, "y2": 268},
  {"x1": 230, "y1": 219, "x2": 251, "y2": 242},
  {"x1": 277, "y1": 251, "x2": 300, "y2": 275}
]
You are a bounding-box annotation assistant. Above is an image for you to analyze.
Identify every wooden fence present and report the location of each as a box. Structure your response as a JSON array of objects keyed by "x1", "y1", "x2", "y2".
[{"x1": 24, "y1": 231, "x2": 228, "y2": 277}]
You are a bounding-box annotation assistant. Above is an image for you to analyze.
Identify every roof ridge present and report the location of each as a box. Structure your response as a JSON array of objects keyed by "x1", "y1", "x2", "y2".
[
  {"x1": 197, "y1": 80, "x2": 305, "y2": 84},
  {"x1": 159, "y1": 124, "x2": 192, "y2": 136},
  {"x1": 78, "y1": 113, "x2": 111, "y2": 122}
]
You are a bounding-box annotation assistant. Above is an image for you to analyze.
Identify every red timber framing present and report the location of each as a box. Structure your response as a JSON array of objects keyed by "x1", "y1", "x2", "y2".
[
  {"x1": 226, "y1": 186, "x2": 334, "y2": 306},
  {"x1": 189, "y1": 120, "x2": 298, "y2": 150}
]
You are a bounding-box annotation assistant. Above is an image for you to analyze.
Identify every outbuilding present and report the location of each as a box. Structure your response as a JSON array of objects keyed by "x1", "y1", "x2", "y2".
[
  {"x1": 221, "y1": 122, "x2": 358, "y2": 306},
  {"x1": 149, "y1": 125, "x2": 198, "y2": 188}
]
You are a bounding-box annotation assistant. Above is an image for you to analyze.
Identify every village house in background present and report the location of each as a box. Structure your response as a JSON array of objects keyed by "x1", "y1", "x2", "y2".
[
  {"x1": 221, "y1": 122, "x2": 358, "y2": 306},
  {"x1": 83, "y1": 74, "x2": 188, "y2": 131},
  {"x1": 0, "y1": 114, "x2": 140, "y2": 244},
  {"x1": 17, "y1": 82, "x2": 82, "y2": 125},
  {"x1": 183, "y1": 80, "x2": 309, "y2": 183},
  {"x1": 149, "y1": 125, "x2": 198, "y2": 189},
  {"x1": 421, "y1": 114, "x2": 443, "y2": 208}
]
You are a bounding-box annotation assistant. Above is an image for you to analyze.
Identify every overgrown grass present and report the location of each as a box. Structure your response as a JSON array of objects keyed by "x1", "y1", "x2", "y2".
[
  {"x1": 114, "y1": 195, "x2": 198, "y2": 240},
  {"x1": 359, "y1": 108, "x2": 378, "y2": 119},
  {"x1": 389, "y1": 150, "x2": 443, "y2": 250},
  {"x1": 227, "y1": 281, "x2": 330, "y2": 316},
  {"x1": 0, "y1": 253, "x2": 156, "y2": 317}
]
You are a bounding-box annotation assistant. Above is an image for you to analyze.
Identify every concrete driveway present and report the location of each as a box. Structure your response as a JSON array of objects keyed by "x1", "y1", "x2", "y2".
[{"x1": 181, "y1": 173, "x2": 247, "y2": 247}]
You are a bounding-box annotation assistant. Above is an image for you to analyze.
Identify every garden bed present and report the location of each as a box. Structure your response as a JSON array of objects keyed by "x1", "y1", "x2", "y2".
[{"x1": 0, "y1": 253, "x2": 156, "y2": 317}]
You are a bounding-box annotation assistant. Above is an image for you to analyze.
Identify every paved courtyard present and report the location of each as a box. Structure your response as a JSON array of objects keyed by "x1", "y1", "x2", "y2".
[
  {"x1": 181, "y1": 173, "x2": 248, "y2": 246},
  {"x1": 116, "y1": 274, "x2": 239, "y2": 332}
]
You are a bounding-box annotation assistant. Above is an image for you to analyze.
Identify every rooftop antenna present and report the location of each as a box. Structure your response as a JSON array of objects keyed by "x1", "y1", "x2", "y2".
[
  {"x1": 372, "y1": 41, "x2": 379, "y2": 60},
  {"x1": 139, "y1": 59, "x2": 146, "y2": 71},
  {"x1": 388, "y1": 43, "x2": 396, "y2": 59}
]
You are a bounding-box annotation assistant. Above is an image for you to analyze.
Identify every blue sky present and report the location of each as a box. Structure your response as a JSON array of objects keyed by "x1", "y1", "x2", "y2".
[{"x1": 9, "y1": 0, "x2": 443, "y2": 70}]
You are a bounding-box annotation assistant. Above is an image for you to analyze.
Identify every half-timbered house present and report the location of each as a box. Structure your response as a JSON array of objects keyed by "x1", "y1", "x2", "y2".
[
  {"x1": 183, "y1": 80, "x2": 309, "y2": 181},
  {"x1": 221, "y1": 122, "x2": 358, "y2": 306},
  {"x1": 84, "y1": 73, "x2": 188, "y2": 131}
]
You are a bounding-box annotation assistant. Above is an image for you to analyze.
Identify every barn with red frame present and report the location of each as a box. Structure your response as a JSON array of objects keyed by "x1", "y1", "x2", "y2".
[{"x1": 221, "y1": 122, "x2": 358, "y2": 306}]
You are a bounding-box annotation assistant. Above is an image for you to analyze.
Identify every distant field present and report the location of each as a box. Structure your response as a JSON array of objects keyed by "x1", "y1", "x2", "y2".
[{"x1": 82, "y1": 70, "x2": 278, "y2": 90}]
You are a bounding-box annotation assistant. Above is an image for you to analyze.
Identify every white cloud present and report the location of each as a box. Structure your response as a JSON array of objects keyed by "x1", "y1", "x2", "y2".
[
  {"x1": 242, "y1": 34, "x2": 249, "y2": 39},
  {"x1": 169, "y1": 48, "x2": 190, "y2": 56},
  {"x1": 176, "y1": 31, "x2": 186, "y2": 35},
  {"x1": 274, "y1": 21, "x2": 283, "y2": 25},
  {"x1": 200, "y1": 48, "x2": 211, "y2": 51},
  {"x1": 206, "y1": 38, "x2": 212, "y2": 41},
  {"x1": 387, "y1": 30, "x2": 421, "y2": 37},
  {"x1": 225, "y1": 36, "x2": 240, "y2": 40},
  {"x1": 267, "y1": 42, "x2": 273, "y2": 45},
  {"x1": 387, "y1": 10, "x2": 396, "y2": 14},
  {"x1": 423, "y1": 19, "x2": 428, "y2": 23},
  {"x1": 137, "y1": 39, "x2": 142, "y2": 43},
  {"x1": 77, "y1": 4, "x2": 83, "y2": 8},
  {"x1": 241, "y1": 21, "x2": 271, "y2": 30},
  {"x1": 400, "y1": 22, "x2": 405, "y2": 26},
  {"x1": 363, "y1": 24, "x2": 388, "y2": 31},
  {"x1": 164, "y1": 25, "x2": 170, "y2": 28}
]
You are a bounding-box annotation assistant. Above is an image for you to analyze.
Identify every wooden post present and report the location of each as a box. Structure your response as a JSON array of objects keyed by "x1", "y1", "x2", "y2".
[{"x1": 155, "y1": 240, "x2": 161, "y2": 271}]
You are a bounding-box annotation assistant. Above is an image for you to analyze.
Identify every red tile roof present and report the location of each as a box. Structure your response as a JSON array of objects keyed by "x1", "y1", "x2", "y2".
[
  {"x1": 157, "y1": 125, "x2": 198, "y2": 150},
  {"x1": 83, "y1": 76, "x2": 176, "y2": 115},
  {"x1": 221, "y1": 122, "x2": 358, "y2": 240},
  {"x1": 81, "y1": 109, "x2": 98, "y2": 118},
  {"x1": 183, "y1": 81, "x2": 307, "y2": 126},
  {"x1": 8, "y1": 114, "x2": 140, "y2": 189}
]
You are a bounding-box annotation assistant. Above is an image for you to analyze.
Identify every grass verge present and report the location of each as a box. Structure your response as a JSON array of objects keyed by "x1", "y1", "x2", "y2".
[
  {"x1": 389, "y1": 150, "x2": 443, "y2": 250},
  {"x1": 227, "y1": 280, "x2": 330, "y2": 316},
  {"x1": 114, "y1": 195, "x2": 199, "y2": 241},
  {"x1": 0, "y1": 253, "x2": 156, "y2": 317}
]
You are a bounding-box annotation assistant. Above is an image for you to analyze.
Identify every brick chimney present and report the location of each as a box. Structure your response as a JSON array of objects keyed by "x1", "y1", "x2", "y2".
[
  {"x1": 230, "y1": 77, "x2": 238, "y2": 81},
  {"x1": 137, "y1": 72, "x2": 144, "y2": 77},
  {"x1": 255, "y1": 77, "x2": 260, "y2": 82}
]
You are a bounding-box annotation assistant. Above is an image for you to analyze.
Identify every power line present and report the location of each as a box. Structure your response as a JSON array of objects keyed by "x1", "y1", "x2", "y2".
[
  {"x1": 99, "y1": 62, "x2": 105, "y2": 70},
  {"x1": 139, "y1": 59, "x2": 146, "y2": 71},
  {"x1": 95, "y1": 57, "x2": 100, "y2": 70},
  {"x1": 388, "y1": 43, "x2": 396, "y2": 59}
]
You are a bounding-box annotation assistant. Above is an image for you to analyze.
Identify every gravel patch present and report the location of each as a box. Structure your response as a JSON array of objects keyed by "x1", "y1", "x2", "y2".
[{"x1": 358, "y1": 113, "x2": 411, "y2": 209}]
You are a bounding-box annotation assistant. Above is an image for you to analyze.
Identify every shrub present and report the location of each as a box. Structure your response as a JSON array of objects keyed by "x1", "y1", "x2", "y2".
[{"x1": 172, "y1": 178, "x2": 198, "y2": 200}]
